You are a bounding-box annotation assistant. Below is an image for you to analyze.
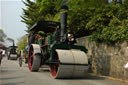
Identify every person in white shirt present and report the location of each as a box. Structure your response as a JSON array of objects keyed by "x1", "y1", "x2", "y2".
[{"x1": 124, "y1": 62, "x2": 128, "y2": 71}]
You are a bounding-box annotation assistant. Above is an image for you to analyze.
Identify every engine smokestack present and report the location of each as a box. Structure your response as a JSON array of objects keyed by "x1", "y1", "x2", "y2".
[{"x1": 60, "y1": 5, "x2": 68, "y2": 42}]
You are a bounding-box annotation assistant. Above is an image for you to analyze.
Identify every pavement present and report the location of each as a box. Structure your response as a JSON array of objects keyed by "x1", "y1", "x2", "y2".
[{"x1": 0, "y1": 57, "x2": 128, "y2": 85}]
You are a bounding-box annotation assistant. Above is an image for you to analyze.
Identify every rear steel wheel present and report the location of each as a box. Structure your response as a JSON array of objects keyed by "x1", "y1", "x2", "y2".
[{"x1": 28, "y1": 45, "x2": 41, "y2": 72}]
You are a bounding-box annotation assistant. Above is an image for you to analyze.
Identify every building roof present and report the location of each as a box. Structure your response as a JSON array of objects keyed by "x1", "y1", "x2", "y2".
[{"x1": 0, "y1": 43, "x2": 7, "y2": 50}]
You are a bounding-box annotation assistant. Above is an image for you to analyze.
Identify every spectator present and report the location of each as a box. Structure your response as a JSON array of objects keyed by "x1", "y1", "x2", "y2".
[{"x1": 124, "y1": 62, "x2": 128, "y2": 71}]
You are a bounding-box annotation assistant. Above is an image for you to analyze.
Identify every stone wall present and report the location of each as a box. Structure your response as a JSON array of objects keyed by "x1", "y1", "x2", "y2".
[{"x1": 76, "y1": 37, "x2": 128, "y2": 80}]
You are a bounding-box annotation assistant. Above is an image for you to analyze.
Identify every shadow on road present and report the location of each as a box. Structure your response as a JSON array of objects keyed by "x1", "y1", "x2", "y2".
[
  {"x1": 38, "y1": 67, "x2": 105, "y2": 80},
  {"x1": 0, "y1": 69, "x2": 19, "y2": 73},
  {"x1": 58, "y1": 73, "x2": 105, "y2": 80},
  {"x1": 1, "y1": 82, "x2": 24, "y2": 85},
  {"x1": 0, "y1": 76, "x2": 24, "y2": 80}
]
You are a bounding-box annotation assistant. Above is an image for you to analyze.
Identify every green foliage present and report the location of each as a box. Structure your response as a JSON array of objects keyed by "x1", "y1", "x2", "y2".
[
  {"x1": 68, "y1": 8, "x2": 95, "y2": 37},
  {"x1": 17, "y1": 35, "x2": 28, "y2": 53},
  {"x1": 0, "y1": 29, "x2": 7, "y2": 42},
  {"x1": 86, "y1": 4, "x2": 128, "y2": 44},
  {"x1": 67, "y1": 0, "x2": 105, "y2": 37},
  {"x1": 21, "y1": 0, "x2": 44, "y2": 29},
  {"x1": 0, "y1": 29, "x2": 6, "y2": 37},
  {"x1": 122, "y1": 0, "x2": 128, "y2": 9},
  {"x1": 38, "y1": 0, "x2": 57, "y2": 15},
  {"x1": 21, "y1": 0, "x2": 61, "y2": 31},
  {"x1": 21, "y1": 0, "x2": 128, "y2": 44}
]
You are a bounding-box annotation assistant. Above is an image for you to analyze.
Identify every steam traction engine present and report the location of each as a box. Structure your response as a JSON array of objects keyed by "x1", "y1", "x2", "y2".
[
  {"x1": 8, "y1": 42, "x2": 18, "y2": 60},
  {"x1": 27, "y1": 5, "x2": 88, "y2": 78}
]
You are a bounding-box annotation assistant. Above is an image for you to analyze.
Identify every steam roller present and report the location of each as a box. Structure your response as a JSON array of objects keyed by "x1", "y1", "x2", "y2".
[
  {"x1": 27, "y1": 5, "x2": 89, "y2": 79},
  {"x1": 50, "y1": 49, "x2": 88, "y2": 78}
]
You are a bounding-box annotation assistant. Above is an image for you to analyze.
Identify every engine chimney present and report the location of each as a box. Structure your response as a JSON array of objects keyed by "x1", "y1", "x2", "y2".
[{"x1": 60, "y1": 5, "x2": 68, "y2": 42}]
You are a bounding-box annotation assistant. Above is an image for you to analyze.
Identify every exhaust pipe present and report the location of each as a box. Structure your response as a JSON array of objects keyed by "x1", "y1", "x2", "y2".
[{"x1": 60, "y1": 5, "x2": 68, "y2": 42}]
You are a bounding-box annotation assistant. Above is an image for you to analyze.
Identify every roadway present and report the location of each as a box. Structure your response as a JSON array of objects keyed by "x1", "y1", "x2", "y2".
[{"x1": 0, "y1": 57, "x2": 127, "y2": 85}]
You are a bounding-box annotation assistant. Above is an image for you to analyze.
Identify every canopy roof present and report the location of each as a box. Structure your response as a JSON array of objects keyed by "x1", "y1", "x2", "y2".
[
  {"x1": 9, "y1": 46, "x2": 17, "y2": 49},
  {"x1": 29, "y1": 21, "x2": 60, "y2": 33}
]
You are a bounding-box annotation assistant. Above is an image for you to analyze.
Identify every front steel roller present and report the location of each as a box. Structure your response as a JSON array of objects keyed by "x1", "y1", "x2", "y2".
[
  {"x1": 28, "y1": 44, "x2": 41, "y2": 72},
  {"x1": 50, "y1": 49, "x2": 88, "y2": 78}
]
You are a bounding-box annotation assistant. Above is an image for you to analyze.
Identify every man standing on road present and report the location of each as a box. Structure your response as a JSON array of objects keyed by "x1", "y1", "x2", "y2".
[{"x1": 0, "y1": 50, "x2": 3, "y2": 66}]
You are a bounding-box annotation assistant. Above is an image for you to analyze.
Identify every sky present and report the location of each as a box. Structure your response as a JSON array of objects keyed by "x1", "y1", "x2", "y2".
[{"x1": 0, "y1": 0, "x2": 28, "y2": 43}]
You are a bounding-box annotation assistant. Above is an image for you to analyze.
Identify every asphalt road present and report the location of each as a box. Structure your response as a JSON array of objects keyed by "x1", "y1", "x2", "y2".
[{"x1": 0, "y1": 57, "x2": 128, "y2": 85}]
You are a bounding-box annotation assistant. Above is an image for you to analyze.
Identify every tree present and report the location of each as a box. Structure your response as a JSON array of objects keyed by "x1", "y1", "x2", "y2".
[
  {"x1": 122, "y1": 0, "x2": 128, "y2": 9},
  {"x1": 21, "y1": 0, "x2": 60, "y2": 30},
  {"x1": 104, "y1": 0, "x2": 108, "y2": 4},
  {"x1": 21, "y1": 0, "x2": 128, "y2": 44},
  {"x1": 17, "y1": 34, "x2": 28, "y2": 53},
  {"x1": 112, "y1": 0, "x2": 123, "y2": 5},
  {"x1": 21, "y1": 0, "x2": 42, "y2": 29},
  {"x1": 67, "y1": 0, "x2": 108, "y2": 37},
  {"x1": 119, "y1": 0, "x2": 123, "y2": 4},
  {"x1": 0, "y1": 29, "x2": 7, "y2": 42},
  {"x1": 112, "y1": 0, "x2": 117, "y2": 4}
]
